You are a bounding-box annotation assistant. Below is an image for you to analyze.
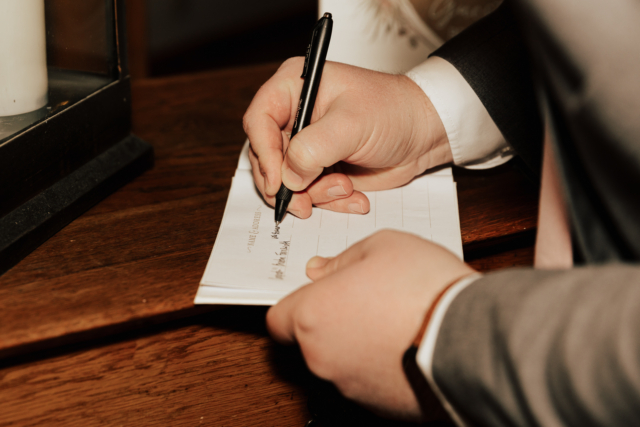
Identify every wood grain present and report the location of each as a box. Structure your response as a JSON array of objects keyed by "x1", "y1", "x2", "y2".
[
  {"x1": 455, "y1": 165, "x2": 539, "y2": 250},
  {"x1": 0, "y1": 246, "x2": 534, "y2": 427},
  {"x1": 0, "y1": 62, "x2": 538, "y2": 363},
  {"x1": 0, "y1": 62, "x2": 539, "y2": 425},
  {"x1": 0, "y1": 307, "x2": 313, "y2": 427},
  {"x1": 0, "y1": 65, "x2": 276, "y2": 358}
]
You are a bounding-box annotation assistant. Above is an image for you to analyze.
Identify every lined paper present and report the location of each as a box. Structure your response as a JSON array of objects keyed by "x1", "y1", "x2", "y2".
[{"x1": 195, "y1": 141, "x2": 462, "y2": 306}]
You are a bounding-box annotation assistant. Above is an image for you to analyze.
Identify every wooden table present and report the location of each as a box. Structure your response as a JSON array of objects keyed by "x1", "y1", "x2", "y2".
[{"x1": 0, "y1": 63, "x2": 538, "y2": 426}]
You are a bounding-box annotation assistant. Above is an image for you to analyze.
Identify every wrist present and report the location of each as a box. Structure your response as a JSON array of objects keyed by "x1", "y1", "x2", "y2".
[
  {"x1": 403, "y1": 272, "x2": 482, "y2": 422},
  {"x1": 413, "y1": 274, "x2": 468, "y2": 347},
  {"x1": 399, "y1": 74, "x2": 453, "y2": 174}
]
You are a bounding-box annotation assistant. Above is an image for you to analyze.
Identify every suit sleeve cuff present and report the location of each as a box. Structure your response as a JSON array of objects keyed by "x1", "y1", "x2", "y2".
[
  {"x1": 405, "y1": 57, "x2": 514, "y2": 169},
  {"x1": 415, "y1": 273, "x2": 483, "y2": 426}
]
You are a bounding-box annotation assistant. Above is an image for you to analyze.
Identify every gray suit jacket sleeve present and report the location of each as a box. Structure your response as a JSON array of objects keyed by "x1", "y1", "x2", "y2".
[
  {"x1": 424, "y1": 0, "x2": 640, "y2": 425},
  {"x1": 433, "y1": 266, "x2": 640, "y2": 426}
]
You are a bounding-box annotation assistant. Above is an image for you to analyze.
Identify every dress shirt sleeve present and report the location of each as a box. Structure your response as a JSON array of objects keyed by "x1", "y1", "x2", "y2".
[{"x1": 406, "y1": 57, "x2": 514, "y2": 169}]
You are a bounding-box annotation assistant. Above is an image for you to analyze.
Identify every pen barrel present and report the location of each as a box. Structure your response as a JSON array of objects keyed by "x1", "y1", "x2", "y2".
[
  {"x1": 275, "y1": 14, "x2": 332, "y2": 223},
  {"x1": 291, "y1": 16, "x2": 333, "y2": 138}
]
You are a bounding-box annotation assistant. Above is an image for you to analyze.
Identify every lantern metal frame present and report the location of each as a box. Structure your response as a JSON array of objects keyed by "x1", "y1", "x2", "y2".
[{"x1": 0, "y1": 0, "x2": 153, "y2": 276}]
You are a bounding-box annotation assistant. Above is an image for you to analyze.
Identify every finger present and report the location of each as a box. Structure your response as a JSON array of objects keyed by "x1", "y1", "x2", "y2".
[
  {"x1": 281, "y1": 105, "x2": 363, "y2": 191},
  {"x1": 243, "y1": 73, "x2": 297, "y2": 196},
  {"x1": 249, "y1": 146, "x2": 268, "y2": 193},
  {"x1": 286, "y1": 191, "x2": 313, "y2": 219},
  {"x1": 269, "y1": 242, "x2": 365, "y2": 341},
  {"x1": 250, "y1": 148, "x2": 313, "y2": 218},
  {"x1": 266, "y1": 284, "x2": 309, "y2": 345},
  {"x1": 303, "y1": 173, "x2": 353, "y2": 205},
  {"x1": 263, "y1": 130, "x2": 291, "y2": 196},
  {"x1": 306, "y1": 238, "x2": 370, "y2": 281},
  {"x1": 286, "y1": 174, "x2": 369, "y2": 218},
  {"x1": 337, "y1": 162, "x2": 422, "y2": 193},
  {"x1": 246, "y1": 122, "x2": 285, "y2": 197},
  {"x1": 314, "y1": 191, "x2": 370, "y2": 215}
]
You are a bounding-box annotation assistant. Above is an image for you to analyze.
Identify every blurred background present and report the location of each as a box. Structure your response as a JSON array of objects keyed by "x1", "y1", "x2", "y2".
[
  {"x1": 125, "y1": 0, "x2": 318, "y2": 78},
  {"x1": 124, "y1": 0, "x2": 501, "y2": 78}
]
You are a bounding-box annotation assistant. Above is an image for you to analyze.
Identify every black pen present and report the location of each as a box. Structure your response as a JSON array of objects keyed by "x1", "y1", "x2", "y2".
[{"x1": 274, "y1": 12, "x2": 333, "y2": 225}]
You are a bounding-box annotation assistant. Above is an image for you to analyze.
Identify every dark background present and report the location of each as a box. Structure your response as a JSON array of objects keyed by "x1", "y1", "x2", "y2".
[{"x1": 126, "y1": 0, "x2": 319, "y2": 78}]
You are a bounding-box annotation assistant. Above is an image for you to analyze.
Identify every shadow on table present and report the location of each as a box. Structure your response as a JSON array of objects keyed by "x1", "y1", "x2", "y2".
[
  {"x1": 0, "y1": 304, "x2": 455, "y2": 427},
  {"x1": 193, "y1": 306, "x2": 454, "y2": 427}
]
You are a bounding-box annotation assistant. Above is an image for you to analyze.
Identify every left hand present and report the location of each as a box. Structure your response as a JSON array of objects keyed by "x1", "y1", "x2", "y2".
[{"x1": 266, "y1": 230, "x2": 475, "y2": 420}]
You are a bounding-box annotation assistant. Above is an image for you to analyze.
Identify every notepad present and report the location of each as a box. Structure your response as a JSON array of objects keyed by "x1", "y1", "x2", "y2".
[{"x1": 194, "y1": 140, "x2": 463, "y2": 306}]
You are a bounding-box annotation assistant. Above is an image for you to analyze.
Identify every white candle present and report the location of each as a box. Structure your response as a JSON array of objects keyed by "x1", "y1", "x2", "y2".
[{"x1": 0, "y1": 0, "x2": 48, "y2": 117}]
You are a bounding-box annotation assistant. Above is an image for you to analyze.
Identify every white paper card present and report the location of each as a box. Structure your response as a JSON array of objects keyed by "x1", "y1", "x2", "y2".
[{"x1": 195, "y1": 141, "x2": 462, "y2": 306}]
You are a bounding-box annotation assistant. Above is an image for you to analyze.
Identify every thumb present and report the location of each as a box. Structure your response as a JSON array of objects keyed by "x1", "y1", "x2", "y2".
[
  {"x1": 306, "y1": 238, "x2": 369, "y2": 281},
  {"x1": 281, "y1": 106, "x2": 361, "y2": 191}
]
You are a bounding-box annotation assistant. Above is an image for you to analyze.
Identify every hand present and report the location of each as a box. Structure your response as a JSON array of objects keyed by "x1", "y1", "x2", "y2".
[
  {"x1": 243, "y1": 57, "x2": 452, "y2": 219},
  {"x1": 266, "y1": 230, "x2": 475, "y2": 420}
]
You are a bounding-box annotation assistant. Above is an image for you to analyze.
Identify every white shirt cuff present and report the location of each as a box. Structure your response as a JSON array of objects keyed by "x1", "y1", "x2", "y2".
[
  {"x1": 416, "y1": 273, "x2": 483, "y2": 426},
  {"x1": 406, "y1": 57, "x2": 514, "y2": 169}
]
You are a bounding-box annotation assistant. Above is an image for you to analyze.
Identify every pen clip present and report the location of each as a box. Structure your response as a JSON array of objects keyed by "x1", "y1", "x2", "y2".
[{"x1": 301, "y1": 17, "x2": 324, "y2": 78}]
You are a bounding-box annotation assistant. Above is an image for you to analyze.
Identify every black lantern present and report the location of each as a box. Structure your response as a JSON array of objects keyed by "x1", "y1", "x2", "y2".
[{"x1": 0, "y1": 0, "x2": 153, "y2": 275}]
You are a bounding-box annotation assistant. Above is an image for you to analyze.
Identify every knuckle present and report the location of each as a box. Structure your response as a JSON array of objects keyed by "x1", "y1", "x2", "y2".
[
  {"x1": 304, "y1": 350, "x2": 333, "y2": 381},
  {"x1": 376, "y1": 229, "x2": 399, "y2": 240},
  {"x1": 265, "y1": 306, "x2": 279, "y2": 332},
  {"x1": 279, "y1": 56, "x2": 305, "y2": 73},
  {"x1": 287, "y1": 141, "x2": 318, "y2": 174},
  {"x1": 293, "y1": 302, "x2": 319, "y2": 337},
  {"x1": 366, "y1": 229, "x2": 400, "y2": 251},
  {"x1": 328, "y1": 257, "x2": 340, "y2": 274},
  {"x1": 335, "y1": 380, "x2": 359, "y2": 401},
  {"x1": 242, "y1": 113, "x2": 252, "y2": 135},
  {"x1": 299, "y1": 340, "x2": 334, "y2": 381}
]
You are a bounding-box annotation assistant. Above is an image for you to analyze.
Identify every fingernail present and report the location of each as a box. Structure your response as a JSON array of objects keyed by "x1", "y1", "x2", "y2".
[
  {"x1": 328, "y1": 184, "x2": 347, "y2": 197},
  {"x1": 282, "y1": 167, "x2": 303, "y2": 188},
  {"x1": 348, "y1": 203, "x2": 365, "y2": 214},
  {"x1": 289, "y1": 209, "x2": 302, "y2": 217},
  {"x1": 307, "y1": 256, "x2": 329, "y2": 269}
]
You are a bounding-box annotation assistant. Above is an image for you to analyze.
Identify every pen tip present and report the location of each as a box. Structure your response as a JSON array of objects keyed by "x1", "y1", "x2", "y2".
[
  {"x1": 275, "y1": 221, "x2": 280, "y2": 226},
  {"x1": 323, "y1": 12, "x2": 332, "y2": 19}
]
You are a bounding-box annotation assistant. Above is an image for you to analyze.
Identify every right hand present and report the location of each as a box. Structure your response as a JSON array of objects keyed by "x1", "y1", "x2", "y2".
[{"x1": 243, "y1": 57, "x2": 452, "y2": 218}]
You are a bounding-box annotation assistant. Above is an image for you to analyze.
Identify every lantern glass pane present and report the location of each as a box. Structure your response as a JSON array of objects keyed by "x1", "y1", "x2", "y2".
[{"x1": 0, "y1": 0, "x2": 118, "y2": 143}]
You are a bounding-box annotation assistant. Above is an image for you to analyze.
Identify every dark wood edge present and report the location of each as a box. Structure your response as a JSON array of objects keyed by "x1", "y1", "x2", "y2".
[
  {"x1": 0, "y1": 305, "x2": 218, "y2": 364},
  {"x1": 463, "y1": 229, "x2": 537, "y2": 261}
]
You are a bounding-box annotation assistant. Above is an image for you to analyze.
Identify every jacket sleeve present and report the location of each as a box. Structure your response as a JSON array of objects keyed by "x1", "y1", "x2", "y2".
[
  {"x1": 431, "y1": 2, "x2": 543, "y2": 177},
  {"x1": 432, "y1": 266, "x2": 640, "y2": 426}
]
